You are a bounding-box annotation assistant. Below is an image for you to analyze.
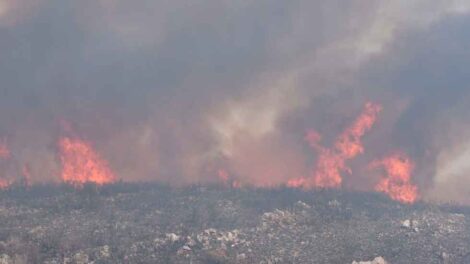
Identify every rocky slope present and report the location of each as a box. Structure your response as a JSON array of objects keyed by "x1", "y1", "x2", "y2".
[{"x1": 0, "y1": 184, "x2": 469, "y2": 263}]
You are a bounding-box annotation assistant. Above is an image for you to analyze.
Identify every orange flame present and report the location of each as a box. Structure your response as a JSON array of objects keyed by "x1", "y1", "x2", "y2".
[
  {"x1": 286, "y1": 177, "x2": 307, "y2": 188},
  {"x1": 307, "y1": 102, "x2": 382, "y2": 188},
  {"x1": 369, "y1": 153, "x2": 418, "y2": 203},
  {"x1": 0, "y1": 139, "x2": 12, "y2": 189},
  {"x1": 0, "y1": 178, "x2": 10, "y2": 189},
  {"x1": 335, "y1": 102, "x2": 382, "y2": 159},
  {"x1": 217, "y1": 169, "x2": 241, "y2": 188},
  {"x1": 217, "y1": 169, "x2": 230, "y2": 185},
  {"x1": 0, "y1": 139, "x2": 10, "y2": 159},
  {"x1": 59, "y1": 136, "x2": 116, "y2": 186}
]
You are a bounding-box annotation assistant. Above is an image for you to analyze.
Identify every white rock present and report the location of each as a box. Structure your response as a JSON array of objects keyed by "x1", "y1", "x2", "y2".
[
  {"x1": 166, "y1": 233, "x2": 180, "y2": 242},
  {"x1": 186, "y1": 236, "x2": 197, "y2": 247},
  {"x1": 328, "y1": 199, "x2": 341, "y2": 207},
  {"x1": 236, "y1": 253, "x2": 247, "y2": 261},
  {"x1": 0, "y1": 254, "x2": 12, "y2": 264},
  {"x1": 352, "y1": 256, "x2": 388, "y2": 264},
  {"x1": 99, "y1": 245, "x2": 111, "y2": 258},
  {"x1": 402, "y1": 219, "x2": 411, "y2": 228},
  {"x1": 72, "y1": 252, "x2": 89, "y2": 264},
  {"x1": 441, "y1": 252, "x2": 450, "y2": 263},
  {"x1": 295, "y1": 201, "x2": 311, "y2": 210},
  {"x1": 401, "y1": 219, "x2": 419, "y2": 232},
  {"x1": 182, "y1": 245, "x2": 191, "y2": 251}
]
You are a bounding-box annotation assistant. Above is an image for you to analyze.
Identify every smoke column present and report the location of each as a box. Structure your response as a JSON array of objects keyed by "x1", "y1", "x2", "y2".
[{"x1": 0, "y1": 1, "x2": 469, "y2": 203}]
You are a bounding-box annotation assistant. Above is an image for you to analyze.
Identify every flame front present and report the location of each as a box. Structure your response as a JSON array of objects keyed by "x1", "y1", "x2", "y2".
[
  {"x1": 59, "y1": 137, "x2": 116, "y2": 186},
  {"x1": 0, "y1": 102, "x2": 419, "y2": 204},
  {"x1": 306, "y1": 102, "x2": 382, "y2": 188},
  {"x1": 370, "y1": 153, "x2": 418, "y2": 204}
]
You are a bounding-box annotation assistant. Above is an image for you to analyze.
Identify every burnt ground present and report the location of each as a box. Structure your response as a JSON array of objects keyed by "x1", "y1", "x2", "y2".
[{"x1": 0, "y1": 183, "x2": 469, "y2": 264}]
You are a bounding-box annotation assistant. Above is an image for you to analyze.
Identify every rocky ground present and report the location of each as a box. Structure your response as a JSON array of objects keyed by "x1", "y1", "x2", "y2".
[{"x1": 0, "y1": 183, "x2": 469, "y2": 264}]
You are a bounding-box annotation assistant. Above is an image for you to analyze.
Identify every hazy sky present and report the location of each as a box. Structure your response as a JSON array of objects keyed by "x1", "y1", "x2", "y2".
[{"x1": 1, "y1": 0, "x2": 470, "y2": 203}]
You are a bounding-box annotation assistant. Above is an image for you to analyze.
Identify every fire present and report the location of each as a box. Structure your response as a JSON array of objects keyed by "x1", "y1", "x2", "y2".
[
  {"x1": 369, "y1": 153, "x2": 418, "y2": 203},
  {"x1": 303, "y1": 102, "x2": 382, "y2": 188},
  {"x1": 0, "y1": 102, "x2": 419, "y2": 205},
  {"x1": 217, "y1": 169, "x2": 229, "y2": 184},
  {"x1": 217, "y1": 169, "x2": 241, "y2": 188},
  {"x1": 0, "y1": 178, "x2": 10, "y2": 189},
  {"x1": 59, "y1": 136, "x2": 116, "y2": 186},
  {"x1": 286, "y1": 177, "x2": 307, "y2": 188},
  {"x1": 0, "y1": 139, "x2": 10, "y2": 159},
  {"x1": 311, "y1": 148, "x2": 345, "y2": 188},
  {"x1": 335, "y1": 102, "x2": 382, "y2": 159},
  {"x1": 0, "y1": 139, "x2": 11, "y2": 189}
]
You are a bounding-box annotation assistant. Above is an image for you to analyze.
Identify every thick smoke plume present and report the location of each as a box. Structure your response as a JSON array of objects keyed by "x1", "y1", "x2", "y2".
[{"x1": 0, "y1": 0, "x2": 470, "y2": 203}]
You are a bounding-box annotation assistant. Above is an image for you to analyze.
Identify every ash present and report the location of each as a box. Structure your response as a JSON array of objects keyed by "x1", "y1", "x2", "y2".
[{"x1": 0, "y1": 184, "x2": 469, "y2": 264}]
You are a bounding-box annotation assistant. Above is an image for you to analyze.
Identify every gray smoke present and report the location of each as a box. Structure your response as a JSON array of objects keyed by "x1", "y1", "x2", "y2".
[{"x1": 0, "y1": 0, "x2": 470, "y2": 203}]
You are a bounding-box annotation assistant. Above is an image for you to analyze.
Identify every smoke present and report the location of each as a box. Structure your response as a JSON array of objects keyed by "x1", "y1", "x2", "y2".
[{"x1": 0, "y1": 0, "x2": 470, "y2": 203}]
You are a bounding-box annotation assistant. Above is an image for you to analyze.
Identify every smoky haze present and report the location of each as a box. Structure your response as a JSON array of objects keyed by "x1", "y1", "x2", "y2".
[{"x1": 1, "y1": 0, "x2": 470, "y2": 203}]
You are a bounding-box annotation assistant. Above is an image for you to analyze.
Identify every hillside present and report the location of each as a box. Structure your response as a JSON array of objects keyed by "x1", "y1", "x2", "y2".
[{"x1": 0, "y1": 184, "x2": 469, "y2": 263}]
